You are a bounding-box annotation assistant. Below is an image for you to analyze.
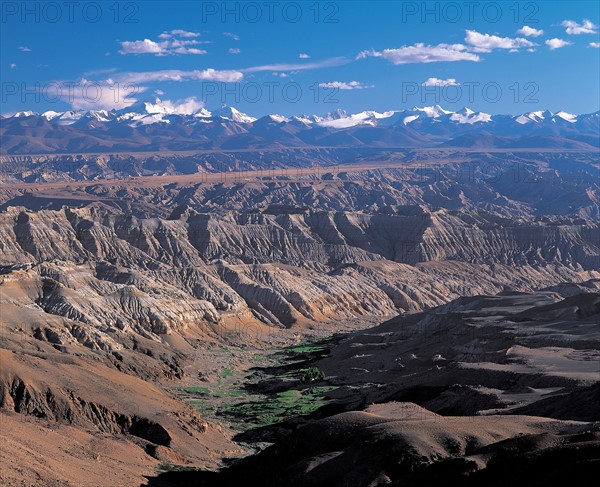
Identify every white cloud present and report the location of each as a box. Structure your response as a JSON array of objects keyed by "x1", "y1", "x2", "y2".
[
  {"x1": 120, "y1": 39, "x2": 164, "y2": 55},
  {"x1": 119, "y1": 32, "x2": 208, "y2": 56},
  {"x1": 48, "y1": 78, "x2": 216, "y2": 111},
  {"x1": 357, "y1": 43, "x2": 480, "y2": 64},
  {"x1": 421, "y1": 77, "x2": 459, "y2": 87},
  {"x1": 82, "y1": 68, "x2": 118, "y2": 78},
  {"x1": 516, "y1": 26, "x2": 544, "y2": 37},
  {"x1": 545, "y1": 38, "x2": 572, "y2": 50},
  {"x1": 464, "y1": 30, "x2": 535, "y2": 52},
  {"x1": 228, "y1": 48, "x2": 241, "y2": 54},
  {"x1": 561, "y1": 19, "x2": 598, "y2": 35},
  {"x1": 175, "y1": 48, "x2": 207, "y2": 55},
  {"x1": 224, "y1": 32, "x2": 240, "y2": 41},
  {"x1": 117, "y1": 68, "x2": 244, "y2": 84},
  {"x1": 589, "y1": 42, "x2": 600, "y2": 48},
  {"x1": 318, "y1": 81, "x2": 373, "y2": 90},
  {"x1": 10, "y1": 63, "x2": 16, "y2": 69},
  {"x1": 299, "y1": 53, "x2": 310, "y2": 59},
  {"x1": 66, "y1": 79, "x2": 144, "y2": 110},
  {"x1": 158, "y1": 29, "x2": 199, "y2": 39},
  {"x1": 272, "y1": 72, "x2": 289, "y2": 78},
  {"x1": 19, "y1": 46, "x2": 31, "y2": 52},
  {"x1": 145, "y1": 97, "x2": 205, "y2": 115},
  {"x1": 243, "y1": 57, "x2": 349, "y2": 72}
]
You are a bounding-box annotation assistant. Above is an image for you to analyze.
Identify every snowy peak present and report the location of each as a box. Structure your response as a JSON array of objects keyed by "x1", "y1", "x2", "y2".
[
  {"x1": 53, "y1": 110, "x2": 86, "y2": 125},
  {"x1": 413, "y1": 105, "x2": 453, "y2": 118},
  {"x1": 317, "y1": 105, "x2": 494, "y2": 128},
  {"x1": 259, "y1": 114, "x2": 290, "y2": 123},
  {"x1": 193, "y1": 108, "x2": 212, "y2": 118},
  {"x1": 555, "y1": 111, "x2": 577, "y2": 123},
  {"x1": 515, "y1": 110, "x2": 579, "y2": 124},
  {"x1": 318, "y1": 109, "x2": 397, "y2": 128},
  {"x1": 212, "y1": 105, "x2": 256, "y2": 123},
  {"x1": 13, "y1": 111, "x2": 38, "y2": 118},
  {"x1": 323, "y1": 109, "x2": 348, "y2": 120},
  {"x1": 450, "y1": 108, "x2": 492, "y2": 125},
  {"x1": 86, "y1": 110, "x2": 113, "y2": 122},
  {"x1": 41, "y1": 111, "x2": 62, "y2": 121},
  {"x1": 291, "y1": 114, "x2": 323, "y2": 125}
]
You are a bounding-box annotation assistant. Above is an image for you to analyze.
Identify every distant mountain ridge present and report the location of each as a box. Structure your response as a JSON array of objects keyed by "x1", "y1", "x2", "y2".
[{"x1": 1, "y1": 100, "x2": 598, "y2": 154}]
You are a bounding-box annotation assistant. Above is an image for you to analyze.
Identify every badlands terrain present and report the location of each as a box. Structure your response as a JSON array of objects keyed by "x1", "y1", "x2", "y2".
[{"x1": 0, "y1": 143, "x2": 599, "y2": 485}]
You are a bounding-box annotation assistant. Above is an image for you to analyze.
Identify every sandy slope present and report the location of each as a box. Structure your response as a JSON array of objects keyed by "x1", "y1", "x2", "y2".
[{"x1": 0, "y1": 411, "x2": 158, "y2": 487}]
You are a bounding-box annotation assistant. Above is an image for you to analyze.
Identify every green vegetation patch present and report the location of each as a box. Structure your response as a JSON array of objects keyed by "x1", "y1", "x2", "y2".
[
  {"x1": 285, "y1": 344, "x2": 328, "y2": 355},
  {"x1": 221, "y1": 366, "x2": 234, "y2": 378},
  {"x1": 300, "y1": 366, "x2": 326, "y2": 383},
  {"x1": 218, "y1": 385, "x2": 338, "y2": 430},
  {"x1": 180, "y1": 385, "x2": 211, "y2": 395},
  {"x1": 176, "y1": 339, "x2": 338, "y2": 434}
]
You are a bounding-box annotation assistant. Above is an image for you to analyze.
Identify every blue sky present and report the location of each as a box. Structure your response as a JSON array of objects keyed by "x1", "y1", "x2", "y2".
[{"x1": 1, "y1": 1, "x2": 599, "y2": 116}]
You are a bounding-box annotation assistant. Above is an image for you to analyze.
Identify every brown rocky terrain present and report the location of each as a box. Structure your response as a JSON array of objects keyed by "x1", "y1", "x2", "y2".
[{"x1": 0, "y1": 151, "x2": 598, "y2": 485}]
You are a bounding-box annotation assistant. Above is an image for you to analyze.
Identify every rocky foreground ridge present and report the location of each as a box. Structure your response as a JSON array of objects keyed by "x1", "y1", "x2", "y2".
[{"x1": 149, "y1": 287, "x2": 600, "y2": 486}]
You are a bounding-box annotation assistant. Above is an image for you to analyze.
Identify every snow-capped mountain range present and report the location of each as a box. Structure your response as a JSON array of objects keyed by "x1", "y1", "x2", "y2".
[
  {"x1": 2, "y1": 100, "x2": 598, "y2": 154},
  {"x1": 8, "y1": 101, "x2": 590, "y2": 128}
]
